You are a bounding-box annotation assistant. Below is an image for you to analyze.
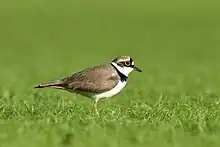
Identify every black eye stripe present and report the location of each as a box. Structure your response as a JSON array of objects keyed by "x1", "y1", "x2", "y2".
[
  {"x1": 122, "y1": 61, "x2": 134, "y2": 67},
  {"x1": 118, "y1": 60, "x2": 134, "y2": 67},
  {"x1": 117, "y1": 62, "x2": 123, "y2": 67}
]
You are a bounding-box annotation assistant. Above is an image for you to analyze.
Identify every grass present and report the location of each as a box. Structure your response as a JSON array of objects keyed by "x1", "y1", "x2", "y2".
[{"x1": 1, "y1": 0, "x2": 220, "y2": 146}]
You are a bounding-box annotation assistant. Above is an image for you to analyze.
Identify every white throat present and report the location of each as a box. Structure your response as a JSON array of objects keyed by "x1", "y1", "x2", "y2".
[{"x1": 111, "y1": 62, "x2": 134, "y2": 77}]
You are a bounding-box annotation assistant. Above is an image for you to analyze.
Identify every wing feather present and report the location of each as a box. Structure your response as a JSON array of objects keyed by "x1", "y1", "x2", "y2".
[{"x1": 58, "y1": 64, "x2": 119, "y2": 93}]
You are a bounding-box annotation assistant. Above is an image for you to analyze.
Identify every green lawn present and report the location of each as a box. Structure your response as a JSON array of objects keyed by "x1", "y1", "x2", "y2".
[{"x1": 0, "y1": 0, "x2": 220, "y2": 147}]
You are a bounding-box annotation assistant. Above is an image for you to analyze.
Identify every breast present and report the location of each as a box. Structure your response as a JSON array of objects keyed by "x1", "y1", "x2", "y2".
[{"x1": 91, "y1": 80, "x2": 127, "y2": 100}]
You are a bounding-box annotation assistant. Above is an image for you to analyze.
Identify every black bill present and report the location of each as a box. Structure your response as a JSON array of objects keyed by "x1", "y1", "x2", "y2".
[{"x1": 133, "y1": 66, "x2": 142, "y2": 72}]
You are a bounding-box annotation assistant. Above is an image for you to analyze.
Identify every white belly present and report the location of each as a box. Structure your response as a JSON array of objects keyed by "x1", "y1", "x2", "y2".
[{"x1": 91, "y1": 81, "x2": 127, "y2": 100}]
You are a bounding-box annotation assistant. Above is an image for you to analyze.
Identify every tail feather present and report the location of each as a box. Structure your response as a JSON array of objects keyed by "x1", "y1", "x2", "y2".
[{"x1": 34, "y1": 81, "x2": 64, "y2": 89}]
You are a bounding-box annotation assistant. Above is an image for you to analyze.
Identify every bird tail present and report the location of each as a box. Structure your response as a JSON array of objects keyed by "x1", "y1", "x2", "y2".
[{"x1": 34, "y1": 81, "x2": 64, "y2": 89}]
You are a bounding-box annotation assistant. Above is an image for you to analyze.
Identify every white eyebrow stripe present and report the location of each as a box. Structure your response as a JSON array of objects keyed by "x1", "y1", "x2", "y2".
[{"x1": 118, "y1": 59, "x2": 129, "y2": 63}]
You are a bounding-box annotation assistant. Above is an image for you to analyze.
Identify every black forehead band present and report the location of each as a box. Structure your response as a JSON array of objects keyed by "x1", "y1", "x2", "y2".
[
  {"x1": 130, "y1": 58, "x2": 133, "y2": 63},
  {"x1": 129, "y1": 57, "x2": 134, "y2": 67}
]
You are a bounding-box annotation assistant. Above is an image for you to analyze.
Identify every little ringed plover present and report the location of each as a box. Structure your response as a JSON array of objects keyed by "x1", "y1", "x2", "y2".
[{"x1": 34, "y1": 56, "x2": 142, "y2": 115}]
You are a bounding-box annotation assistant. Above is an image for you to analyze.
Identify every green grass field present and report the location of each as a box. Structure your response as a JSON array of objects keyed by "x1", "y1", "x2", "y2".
[{"x1": 1, "y1": 0, "x2": 220, "y2": 146}]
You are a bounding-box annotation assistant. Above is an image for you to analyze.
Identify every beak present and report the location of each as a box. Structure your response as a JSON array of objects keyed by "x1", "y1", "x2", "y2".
[{"x1": 133, "y1": 65, "x2": 142, "y2": 72}]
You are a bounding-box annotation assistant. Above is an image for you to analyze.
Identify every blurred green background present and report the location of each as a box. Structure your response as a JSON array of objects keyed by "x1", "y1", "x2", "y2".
[
  {"x1": 1, "y1": 0, "x2": 220, "y2": 146},
  {"x1": 1, "y1": 0, "x2": 220, "y2": 91}
]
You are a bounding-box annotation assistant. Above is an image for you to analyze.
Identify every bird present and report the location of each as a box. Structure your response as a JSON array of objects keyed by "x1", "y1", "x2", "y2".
[{"x1": 34, "y1": 56, "x2": 142, "y2": 115}]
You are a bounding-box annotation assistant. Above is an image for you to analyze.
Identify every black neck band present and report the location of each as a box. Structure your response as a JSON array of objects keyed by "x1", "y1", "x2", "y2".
[{"x1": 110, "y1": 63, "x2": 128, "y2": 82}]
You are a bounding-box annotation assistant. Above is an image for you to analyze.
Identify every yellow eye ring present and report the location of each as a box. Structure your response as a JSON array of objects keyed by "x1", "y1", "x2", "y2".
[{"x1": 125, "y1": 61, "x2": 130, "y2": 66}]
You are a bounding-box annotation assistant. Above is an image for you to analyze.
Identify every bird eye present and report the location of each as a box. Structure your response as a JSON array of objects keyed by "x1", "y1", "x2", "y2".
[{"x1": 124, "y1": 61, "x2": 130, "y2": 66}]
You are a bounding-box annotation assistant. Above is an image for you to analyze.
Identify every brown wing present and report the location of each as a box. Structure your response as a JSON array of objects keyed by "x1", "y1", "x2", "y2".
[{"x1": 58, "y1": 64, "x2": 119, "y2": 93}]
